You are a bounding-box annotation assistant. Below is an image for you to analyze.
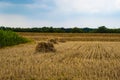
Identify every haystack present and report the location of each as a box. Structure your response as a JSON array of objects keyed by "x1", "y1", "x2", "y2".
[
  {"x1": 36, "y1": 42, "x2": 56, "y2": 53},
  {"x1": 48, "y1": 39, "x2": 58, "y2": 44}
]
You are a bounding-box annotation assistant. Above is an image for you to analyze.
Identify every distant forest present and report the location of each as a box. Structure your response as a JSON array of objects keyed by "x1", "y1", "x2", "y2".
[{"x1": 0, "y1": 26, "x2": 120, "y2": 33}]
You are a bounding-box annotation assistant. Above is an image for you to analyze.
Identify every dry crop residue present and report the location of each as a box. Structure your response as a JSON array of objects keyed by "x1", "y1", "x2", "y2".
[{"x1": 0, "y1": 42, "x2": 120, "y2": 80}]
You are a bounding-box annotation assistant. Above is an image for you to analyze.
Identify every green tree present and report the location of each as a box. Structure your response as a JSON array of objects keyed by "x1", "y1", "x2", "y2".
[
  {"x1": 96, "y1": 26, "x2": 108, "y2": 33},
  {"x1": 71, "y1": 27, "x2": 83, "y2": 33}
]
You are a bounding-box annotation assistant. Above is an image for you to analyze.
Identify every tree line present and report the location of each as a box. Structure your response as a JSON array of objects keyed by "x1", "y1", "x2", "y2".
[{"x1": 0, "y1": 26, "x2": 120, "y2": 33}]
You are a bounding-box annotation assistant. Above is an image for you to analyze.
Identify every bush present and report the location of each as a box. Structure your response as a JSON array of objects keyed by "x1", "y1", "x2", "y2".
[
  {"x1": 36, "y1": 42, "x2": 56, "y2": 53},
  {"x1": 0, "y1": 30, "x2": 29, "y2": 48}
]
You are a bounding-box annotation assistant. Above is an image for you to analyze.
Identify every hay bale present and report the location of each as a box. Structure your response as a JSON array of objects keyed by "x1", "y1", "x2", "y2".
[
  {"x1": 48, "y1": 39, "x2": 58, "y2": 44},
  {"x1": 36, "y1": 42, "x2": 56, "y2": 53}
]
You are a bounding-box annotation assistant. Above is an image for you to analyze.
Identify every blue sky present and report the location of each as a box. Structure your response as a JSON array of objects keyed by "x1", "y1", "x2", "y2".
[{"x1": 0, "y1": 0, "x2": 120, "y2": 28}]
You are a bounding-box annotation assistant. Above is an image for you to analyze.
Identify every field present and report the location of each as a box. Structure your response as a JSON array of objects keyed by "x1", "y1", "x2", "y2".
[
  {"x1": 18, "y1": 32, "x2": 120, "y2": 41},
  {"x1": 0, "y1": 33, "x2": 120, "y2": 80}
]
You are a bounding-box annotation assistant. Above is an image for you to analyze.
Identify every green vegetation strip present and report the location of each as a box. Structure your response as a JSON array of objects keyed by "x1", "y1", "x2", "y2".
[{"x1": 0, "y1": 30, "x2": 30, "y2": 48}]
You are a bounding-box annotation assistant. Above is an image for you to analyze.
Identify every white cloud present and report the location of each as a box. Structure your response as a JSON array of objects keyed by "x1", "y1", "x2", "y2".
[
  {"x1": 54, "y1": 0, "x2": 120, "y2": 14},
  {"x1": 1, "y1": 0, "x2": 120, "y2": 14},
  {"x1": 1, "y1": 0, "x2": 120, "y2": 28},
  {"x1": 115, "y1": 0, "x2": 120, "y2": 9},
  {"x1": 0, "y1": 14, "x2": 120, "y2": 28},
  {"x1": 50, "y1": 18, "x2": 120, "y2": 28},
  {"x1": 0, "y1": 14, "x2": 53, "y2": 28}
]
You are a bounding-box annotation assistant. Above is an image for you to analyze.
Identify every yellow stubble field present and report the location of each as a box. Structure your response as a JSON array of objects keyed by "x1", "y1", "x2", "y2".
[{"x1": 0, "y1": 33, "x2": 120, "y2": 80}]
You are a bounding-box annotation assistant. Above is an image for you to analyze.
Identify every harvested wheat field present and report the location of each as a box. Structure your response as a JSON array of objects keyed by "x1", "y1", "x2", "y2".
[
  {"x1": 0, "y1": 40, "x2": 120, "y2": 80},
  {"x1": 18, "y1": 33, "x2": 120, "y2": 41}
]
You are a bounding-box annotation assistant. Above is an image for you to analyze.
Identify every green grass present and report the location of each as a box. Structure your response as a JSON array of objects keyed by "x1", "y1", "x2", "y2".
[{"x1": 0, "y1": 30, "x2": 30, "y2": 48}]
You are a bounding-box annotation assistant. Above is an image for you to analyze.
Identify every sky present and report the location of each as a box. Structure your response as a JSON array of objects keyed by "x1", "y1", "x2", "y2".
[{"x1": 0, "y1": 0, "x2": 120, "y2": 28}]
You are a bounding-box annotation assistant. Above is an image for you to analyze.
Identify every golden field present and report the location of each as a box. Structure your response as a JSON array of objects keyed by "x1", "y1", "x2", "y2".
[
  {"x1": 18, "y1": 32, "x2": 120, "y2": 41},
  {"x1": 0, "y1": 33, "x2": 120, "y2": 80}
]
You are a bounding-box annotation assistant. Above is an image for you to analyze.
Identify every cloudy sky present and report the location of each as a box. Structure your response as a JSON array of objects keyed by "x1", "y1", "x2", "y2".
[{"x1": 0, "y1": 0, "x2": 120, "y2": 28}]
